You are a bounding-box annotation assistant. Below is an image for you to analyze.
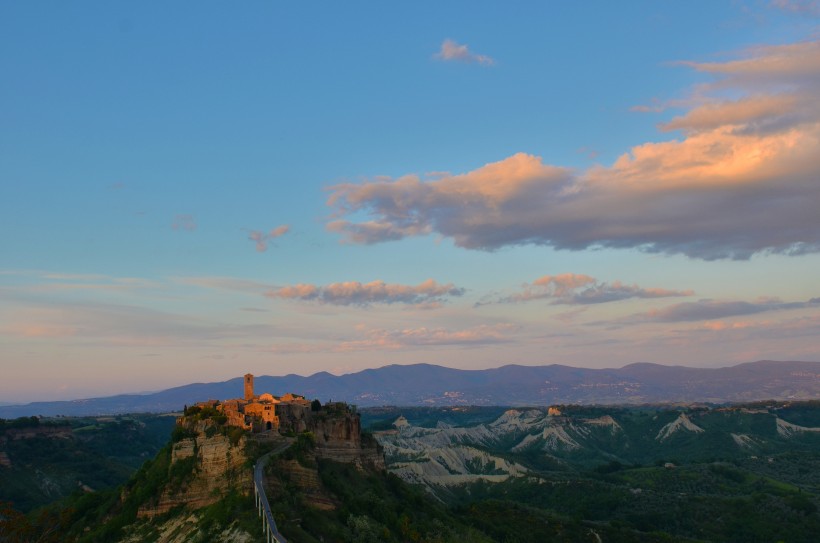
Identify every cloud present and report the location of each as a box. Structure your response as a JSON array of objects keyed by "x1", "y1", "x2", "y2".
[
  {"x1": 172, "y1": 214, "x2": 197, "y2": 231},
  {"x1": 248, "y1": 224, "x2": 290, "y2": 252},
  {"x1": 434, "y1": 39, "x2": 494, "y2": 65},
  {"x1": 259, "y1": 323, "x2": 518, "y2": 355},
  {"x1": 626, "y1": 297, "x2": 820, "y2": 323},
  {"x1": 771, "y1": 0, "x2": 820, "y2": 16},
  {"x1": 0, "y1": 299, "x2": 304, "y2": 347},
  {"x1": 175, "y1": 276, "x2": 275, "y2": 294},
  {"x1": 265, "y1": 279, "x2": 465, "y2": 307},
  {"x1": 0, "y1": 270, "x2": 161, "y2": 294},
  {"x1": 328, "y1": 38, "x2": 820, "y2": 260},
  {"x1": 484, "y1": 273, "x2": 693, "y2": 306},
  {"x1": 658, "y1": 94, "x2": 799, "y2": 133},
  {"x1": 337, "y1": 323, "x2": 516, "y2": 351}
]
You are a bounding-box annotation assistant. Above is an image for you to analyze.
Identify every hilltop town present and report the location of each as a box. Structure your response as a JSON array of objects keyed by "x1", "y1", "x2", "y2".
[{"x1": 185, "y1": 373, "x2": 312, "y2": 434}]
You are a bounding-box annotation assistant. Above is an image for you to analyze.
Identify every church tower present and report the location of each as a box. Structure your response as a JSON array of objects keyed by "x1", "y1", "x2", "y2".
[{"x1": 244, "y1": 373, "x2": 254, "y2": 401}]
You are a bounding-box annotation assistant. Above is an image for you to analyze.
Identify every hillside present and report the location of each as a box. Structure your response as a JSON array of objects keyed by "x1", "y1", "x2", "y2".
[
  {"x1": 365, "y1": 401, "x2": 820, "y2": 543},
  {"x1": 3, "y1": 360, "x2": 820, "y2": 417},
  {"x1": 0, "y1": 414, "x2": 176, "y2": 512},
  {"x1": 5, "y1": 401, "x2": 820, "y2": 542}
]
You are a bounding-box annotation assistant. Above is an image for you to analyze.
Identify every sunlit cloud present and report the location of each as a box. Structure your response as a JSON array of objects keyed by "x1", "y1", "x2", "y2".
[
  {"x1": 481, "y1": 273, "x2": 693, "y2": 306},
  {"x1": 434, "y1": 39, "x2": 494, "y2": 65},
  {"x1": 247, "y1": 224, "x2": 290, "y2": 252},
  {"x1": 328, "y1": 39, "x2": 820, "y2": 260},
  {"x1": 265, "y1": 279, "x2": 465, "y2": 307}
]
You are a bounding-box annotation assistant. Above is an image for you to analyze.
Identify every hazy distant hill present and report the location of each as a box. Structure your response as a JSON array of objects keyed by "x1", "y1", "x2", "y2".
[{"x1": 2, "y1": 360, "x2": 819, "y2": 418}]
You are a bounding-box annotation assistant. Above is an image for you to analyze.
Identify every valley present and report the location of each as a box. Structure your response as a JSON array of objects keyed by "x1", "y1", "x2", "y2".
[{"x1": 2, "y1": 400, "x2": 820, "y2": 542}]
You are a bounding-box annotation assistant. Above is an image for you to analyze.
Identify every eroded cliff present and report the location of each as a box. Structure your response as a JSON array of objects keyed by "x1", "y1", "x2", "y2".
[{"x1": 136, "y1": 419, "x2": 251, "y2": 518}]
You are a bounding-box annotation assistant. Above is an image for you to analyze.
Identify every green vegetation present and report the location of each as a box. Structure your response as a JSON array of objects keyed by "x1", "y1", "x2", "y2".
[
  {"x1": 365, "y1": 401, "x2": 820, "y2": 542},
  {"x1": 182, "y1": 405, "x2": 227, "y2": 425},
  {"x1": 4, "y1": 402, "x2": 820, "y2": 541},
  {"x1": 0, "y1": 414, "x2": 175, "y2": 512},
  {"x1": 263, "y1": 456, "x2": 493, "y2": 543}
]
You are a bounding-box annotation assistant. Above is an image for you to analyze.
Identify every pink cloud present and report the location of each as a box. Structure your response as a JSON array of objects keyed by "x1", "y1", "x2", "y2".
[
  {"x1": 337, "y1": 323, "x2": 517, "y2": 351},
  {"x1": 434, "y1": 39, "x2": 494, "y2": 65},
  {"x1": 248, "y1": 224, "x2": 290, "y2": 252},
  {"x1": 482, "y1": 273, "x2": 692, "y2": 306},
  {"x1": 266, "y1": 279, "x2": 464, "y2": 307},
  {"x1": 5, "y1": 323, "x2": 78, "y2": 338}
]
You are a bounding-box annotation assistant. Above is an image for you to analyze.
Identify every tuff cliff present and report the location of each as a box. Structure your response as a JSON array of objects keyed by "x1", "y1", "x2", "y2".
[
  {"x1": 310, "y1": 407, "x2": 385, "y2": 470},
  {"x1": 277, "y1": 401, "x2": 385, "y2": 471},
  {"x1": 135, "y1": 418, "x2": 252, "y2": 518}
]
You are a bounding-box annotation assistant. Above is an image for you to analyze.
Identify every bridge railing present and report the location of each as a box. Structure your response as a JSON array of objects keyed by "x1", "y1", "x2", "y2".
[{"x1": 253, "y1": 444, "x2": 290, "y2": 543}]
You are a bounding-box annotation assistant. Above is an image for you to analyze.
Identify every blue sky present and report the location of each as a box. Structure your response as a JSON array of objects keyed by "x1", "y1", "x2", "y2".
[{"x1": 2, "y1": 1, "x2": 820, "y2": 403}]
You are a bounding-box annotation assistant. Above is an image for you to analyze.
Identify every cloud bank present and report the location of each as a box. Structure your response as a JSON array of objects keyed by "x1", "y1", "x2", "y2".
[
  {"x1": 434, "y1": 39, "x2": 494, "y2": 65},
  {"x1": 265, "y1": 279, "x2": 465, "y2": 306},
  {"x1": 484, "y1": 273, "x2": 693, "y2": 305},
  {"x1": 329, "y1": 40, "x2": 820, "y2": 260}
]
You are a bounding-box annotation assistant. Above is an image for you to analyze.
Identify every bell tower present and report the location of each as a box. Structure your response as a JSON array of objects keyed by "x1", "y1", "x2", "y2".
[{"x1": 244, "y1": 373, "x2": 254, "y2": 401}]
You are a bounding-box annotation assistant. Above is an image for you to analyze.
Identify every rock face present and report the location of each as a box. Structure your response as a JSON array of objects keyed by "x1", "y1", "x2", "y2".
[
  {"x1": 775, "y1": 417, "x2": 820, "y2": 437},
  {"x1": 655, "y1": 413, "x2": 705, "y2": 442},
  {"x1": 137, "y1": 420, "x2": 251, "y2": 518},
  {"x1": 310, "y1": 410, "x2": 385, "y2": 471}
]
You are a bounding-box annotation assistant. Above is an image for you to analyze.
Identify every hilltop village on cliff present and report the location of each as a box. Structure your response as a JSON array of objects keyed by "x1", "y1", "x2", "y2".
[
  {"x1": 185, "y1": 373, "x2": 369, "y2": 444},
  {"x1": 187, "y1": 373, "x2": 319, "y2": 434}
]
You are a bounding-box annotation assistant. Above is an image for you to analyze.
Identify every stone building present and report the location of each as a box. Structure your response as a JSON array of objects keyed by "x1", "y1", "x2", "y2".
[
  {"x1": 213, "y1": 373, "x2": 285, "y2": 432},
  {"x1": 244, "y1": 373, "x2": 254, "y2": 401}
]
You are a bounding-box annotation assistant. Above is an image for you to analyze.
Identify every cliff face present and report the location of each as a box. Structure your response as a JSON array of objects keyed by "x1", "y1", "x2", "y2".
[
  {"x1": 310, "y1": 412, "x2": 385, "y2": 471},
  {"x1": 277, "y1": 402, "x2": 385, "y2": 471},
  {"x1": 137, "y1": 420, "x2": 251, "y2": 518}
]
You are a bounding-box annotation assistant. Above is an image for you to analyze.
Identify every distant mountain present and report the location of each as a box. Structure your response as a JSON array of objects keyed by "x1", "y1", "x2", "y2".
[{"x1": 2, "y1": 360, "x2": 820, "y2": 418}]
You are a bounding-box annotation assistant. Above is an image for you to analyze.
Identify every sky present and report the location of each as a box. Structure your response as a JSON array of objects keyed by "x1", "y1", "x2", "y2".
[{"x1": 2, "y1": 1, "x2": 820, "y2": 404}]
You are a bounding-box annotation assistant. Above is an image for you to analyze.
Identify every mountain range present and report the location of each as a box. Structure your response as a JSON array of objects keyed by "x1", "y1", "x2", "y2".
[{"x1": 2, "y1": 360, "x2": 819, "y2": 418}]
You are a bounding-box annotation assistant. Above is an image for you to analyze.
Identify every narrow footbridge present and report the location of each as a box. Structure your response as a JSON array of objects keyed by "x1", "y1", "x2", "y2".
[{"x1": 253, "y1": 439, "x2": 293, "y2": 543}]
